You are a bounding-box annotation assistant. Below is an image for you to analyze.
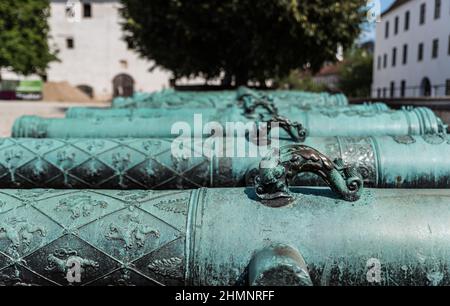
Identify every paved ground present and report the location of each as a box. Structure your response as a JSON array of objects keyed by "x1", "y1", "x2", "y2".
[{"x1": 0, "y1": 101, "x2": 109, "y2": 137}]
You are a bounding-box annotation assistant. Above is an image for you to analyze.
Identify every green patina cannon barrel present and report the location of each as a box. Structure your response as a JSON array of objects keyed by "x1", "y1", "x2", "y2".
[
  {"x1": 1, "y1": 135, "x2": 450, "y2": 189},
  {"x1": 65, "y1": 103, "x2": 389, "y2": 119},
  {"x1": 1, "y1": 186, "x2": 450, "y2": 286},
  {"x1": 112, "y1": 90, "x2": 236, "y2": 109},
  {"x1": 111, "y1": 87, "x2": 348, "y2": 110},
  {"x1": 237, "y1": 86, "x2": 348, "y2": 110},
  {"x1": 12, "y1": 106, "x2": 446, "y2": 138}
]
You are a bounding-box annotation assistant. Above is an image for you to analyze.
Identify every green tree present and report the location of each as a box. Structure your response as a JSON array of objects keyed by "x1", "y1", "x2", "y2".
[
  {"x1": 121, "y1": 0, "x2": 366, "y2": 86},
  {"x1": 338, "y1": 47, "x2": 373, "y2": 98},
  {"x1": 0, "y1": 0, "x2": 57, "y2": 80}
]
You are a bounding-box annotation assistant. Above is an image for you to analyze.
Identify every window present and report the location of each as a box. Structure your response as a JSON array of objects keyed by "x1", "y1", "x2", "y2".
[
  {"x1": 420, "y1": 3, "x2": 426, "y2": 25},
  {"x1": 377, "y1": 88, "x2": 381, "y2": 98},
  {"x1": 418, "y1": 43, "x2": 424, "y2": 61},
  {"x1": 448, "y1": 35, "x2": 450, "y2": 55},
  {"x1": 83, "y1": 3, "x2": 92, "y2": 18},
  {"x1": 383, "y1": 88, "x2": 387, "y2": 98},
  {"x1": 383, "y1": 54, "x2": 388, "y2": 68},
  {"x1": 432, "y1": 39, "x2": 439, "y2": 59},
  {"x1": 401, "y1": 80, "x2": 406, "y2": 97},
  {"x1": 392, "y1": 47, "x2": 397, "y2": 67},
  {"x1": 390, "y1": 82, "x2": 395, "y2": 97},
  {"x1": 377, "y1": 56, "x2": 381, "y2": 70},
  {"x1": 446, "y1": 80, "x2": 450, "y2": 96},
  {"x1": 402, "y1": 44, "x2": 408, "y2": 65},
  {"x1": 434, "y1": 0, "x2": 441, "y2": 19},
  {"x1": 394, "y1": 16, "x2": 399, "y2": 35},
  {"x1": 404, "y1": 11, "x2": 410, "y2": 31},
  {"x1": 66, "y1": 38, "x2": 74, "y2": 49},
  {"x1": 385, "y1": 21, "x2": 390, "y2": 38}
]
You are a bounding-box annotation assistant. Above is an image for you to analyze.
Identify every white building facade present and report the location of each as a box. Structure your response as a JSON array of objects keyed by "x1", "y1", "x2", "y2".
[
  {"x1": 47, "y1": 0, "x2": 171, "y2": 101},
  {"x1": 372, "y1": 0, "x2": 450, "y2": 98}
]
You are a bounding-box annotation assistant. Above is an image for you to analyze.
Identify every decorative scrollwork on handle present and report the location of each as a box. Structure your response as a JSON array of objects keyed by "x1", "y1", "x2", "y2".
[
  {"x1": 242, "y1": 96, "x2": 279, "y2": 117},
  {"x1": 254, "y1": 145, "x2": 364, "y2": 205},
  {"x1": 263, "y1": 115, "x2": 307, "y2": 142},
  {"x1": 237, "y1": 88, "x2": 279, "y2": 117}
]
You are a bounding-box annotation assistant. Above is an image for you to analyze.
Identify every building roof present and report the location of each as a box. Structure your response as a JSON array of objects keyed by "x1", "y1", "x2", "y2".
[
  {"x1": 382, "y1": 0, "x2": 412, "y2": 17},
  {"x1": 315, "y1": 63, "x2": 342, "y2": 77}
]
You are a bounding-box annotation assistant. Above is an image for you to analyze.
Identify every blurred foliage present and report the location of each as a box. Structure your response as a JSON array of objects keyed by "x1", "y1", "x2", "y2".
[
  {"x1": 274, "y1": 70, "x2": 328, "y2": 92},
  {"x1": 338, "y1": 47, "x2": 373, "y2": 98},
  {"x1": 121, "y1": 0, "x2": 366, "y2": 86},
  {"x1": 0, "y1": 0, "x2": 57, "y2": 78}
]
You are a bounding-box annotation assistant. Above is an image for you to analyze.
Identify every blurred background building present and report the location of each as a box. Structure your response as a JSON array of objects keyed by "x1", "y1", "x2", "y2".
[
  {"x1": 46, "y1": 0, "x2": 171, "y2": 101},
  {"x1": 372, "y1": 0, "x2": 450, "y2": 98}
]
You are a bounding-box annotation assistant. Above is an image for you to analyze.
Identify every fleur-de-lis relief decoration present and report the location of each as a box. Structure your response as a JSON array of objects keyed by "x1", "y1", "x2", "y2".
[
  {"x1": 4, "y1": 149, "x2": 24, "y2": 183},
  {"x1": 142, "y1": 140, "x2": 161, "y2": 152},
  {"x1": 0, "y1": 200, "x2": 6, "y2": 213},
  {"x1": 144, "y1": 160, "x2": 156, "y2": 178},
  {"x1": 84, "y1": 158, "x2": 101, "y2": 178},
  {"x1": 56, "y1": 150, "x2": 76, "y2": 186},
  {"x1": 112, "y1": 152, "x2": 131, "y2": 188},
  {"x1": 31, "y1": 139, "x2": 53, "y2": 151},
  {"x1": 31, "y1": 157, "x2": 47, "y2": 179},
  {"x1": 85, "y1": 140, "x2": 105, "y2": 153}
]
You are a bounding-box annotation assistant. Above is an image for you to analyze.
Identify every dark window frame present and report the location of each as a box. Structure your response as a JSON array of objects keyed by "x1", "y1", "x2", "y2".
[
  {"x1": 432, "y1": 39, "x2": 439, "y2": 59},
  {"x1": 385, "y1": 21, "x2": 390, "y2": 38},
  {"x1": 390, "y1": 81, "x2": 395, "y2": 98},
  {"x1": 404, "y1": 11, "x2": 410, "y2": 31},
  {"x1": 83, "y1": 2, "x2": 92, "y2": 18},
  {"x1": 418, "y1": 43, "x2": 424, "y2": 61},
  {"x1": 392, "y1": 47, "x2": 397, "y2": 67},
  {"x1": 66, "y1": 38, "x2": 74, "y2": 49},
  {"x1": 401, "y1": 80, "x2": 406, "y2": 97},
  {"x1": 383, "y1": 53, "x2": 388, "y2": 68},
  {"x1": 420, "y1": 3, "x2": 426, "y2": 25},
  {"x1": 434, "y1": 0, "x2": 441, "y2": 19},
  {"x1": 448, "y1": 35, "x2": 450, "y2": 55},
  {"x1": 402, "y1": 44, "x2": 408, "y2": 65},
  {"x1": 394, "y1": 16, "x2": 399, "y2": 35},
  {"x1": 446, "y1": 80, "x2": 450, "y2": 96}
]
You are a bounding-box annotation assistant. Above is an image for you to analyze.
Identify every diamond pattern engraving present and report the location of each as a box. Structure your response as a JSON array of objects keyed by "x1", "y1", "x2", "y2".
[
  {"x1": 24, "y1": 234, "x2": 120, "y2": 286},
  {"x1": 78, "y1": 206, "x2": 181, "y2": 262},
  {"x1": 0, "y1": 206, "x2": 63, "y2": 259},
  {"x1": 0, "y1": 139, "x2": 214, "y2": 189},
  {"x1": 138, "y1": 192, "x2": 190, "y2": 231},
  {"x1": 89, "y1": 268, "x2": 159, "y2": 286},
  {"x1": 0, "y1": 264, "x2": 56, "y2": 286},
  {"x1": 0, "y1": 190, "x2": 189, "y2": 285},
  {"x1": 32, "y1": 191, "x2": 126, "y2": 230},
  {"x1": 134, "y1": 238, "x2": 185, "y2": 286},
  {"x1": 69, "y1": 158, "x2": 116, "y2": 186},
  {"x1": 0, "y1": 251, "x2": 12, "y2": 270},
  {"x1": 0, "y1": 192, "x2": 25, "y2": 214},
  {"x1": 16, "y1": 158, "x2": 61, "y2": 185}
]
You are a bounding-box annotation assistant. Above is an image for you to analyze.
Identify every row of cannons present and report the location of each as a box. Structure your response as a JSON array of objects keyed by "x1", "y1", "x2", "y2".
[{"x1": 2, "y1": 87, "x2": 450, "y2": 286}]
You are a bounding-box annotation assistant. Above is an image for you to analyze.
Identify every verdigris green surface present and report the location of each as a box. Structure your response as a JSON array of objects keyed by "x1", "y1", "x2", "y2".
[
  {"x1": 12, "y1": 106, "x2": 446, "y2": 138},
  {"x1": 1, "y1": 136, "x2": 450, "y2": 189},
  {"x1": 111, "y1": 87, "x2": 348, "y2": 110},
  {"x1": 65, "y1": 103, "x2": 389, "y2": 119},
  {"x1": 1, "y1": 187, "x2": 450, "y2": 285}
]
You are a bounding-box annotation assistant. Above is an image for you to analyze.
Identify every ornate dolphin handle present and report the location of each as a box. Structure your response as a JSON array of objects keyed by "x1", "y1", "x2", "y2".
[
  {"x1": 254, "y1": 144, "x2": 364, "y2": 205},
  {"x1": 242, "y1": 96, "x2": 279, "y2": 117}
]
